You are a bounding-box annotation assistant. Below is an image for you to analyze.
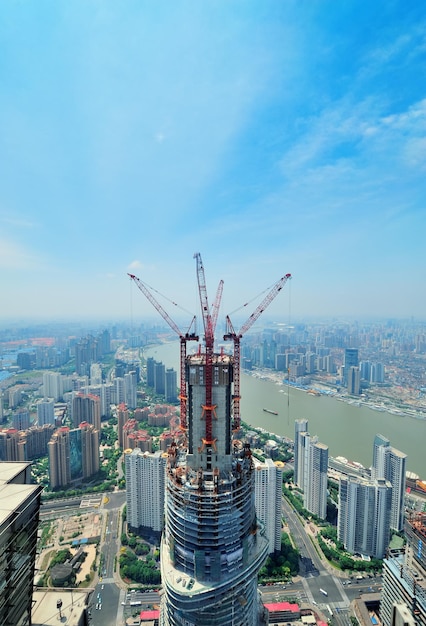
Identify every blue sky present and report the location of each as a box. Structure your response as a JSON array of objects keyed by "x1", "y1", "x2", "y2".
[{"x1": 1, "y1": 1, "x2": 425, "y2": 322}]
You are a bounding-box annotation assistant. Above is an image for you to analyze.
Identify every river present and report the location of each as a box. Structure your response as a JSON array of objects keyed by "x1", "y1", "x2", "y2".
[{"x1": 144, "y1": 342, "x2": 425, "y2": 477}]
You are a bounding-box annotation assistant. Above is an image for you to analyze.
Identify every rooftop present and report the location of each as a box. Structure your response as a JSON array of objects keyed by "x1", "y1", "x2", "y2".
[{"x1": 32, "y1": 589, "x2": 91, "y2": 626}]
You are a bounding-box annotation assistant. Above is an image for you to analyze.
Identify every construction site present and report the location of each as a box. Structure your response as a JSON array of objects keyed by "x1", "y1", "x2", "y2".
[{"x1": 129, "y1": 253, "x2": 291, "y2": 626}]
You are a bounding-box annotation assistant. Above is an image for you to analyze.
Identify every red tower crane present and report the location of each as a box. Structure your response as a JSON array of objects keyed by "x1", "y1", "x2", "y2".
[
  {"x1": 194, "y1": 252, "x2": 224, "y2": 447},
  {"x1": 128, "y1": 273, "x2": 198, "y2": 430},
  {"x1": 224, "y1": 273, "x2": 291, "y2": 431}
]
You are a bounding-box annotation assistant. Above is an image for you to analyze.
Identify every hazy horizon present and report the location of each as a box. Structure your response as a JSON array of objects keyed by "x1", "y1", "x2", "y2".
[{"x1": 1, "y1": 2, "x2": 425, "y2": 320}]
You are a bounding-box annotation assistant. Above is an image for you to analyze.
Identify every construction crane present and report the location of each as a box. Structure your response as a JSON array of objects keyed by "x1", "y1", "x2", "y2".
[
  {"x1": 224, "y1": 273, "x2": 291, "y2": 431},
  {"x1": 194, "y1": 252, "x2": 224, "y2": 447},
  {"x1": 128, "y1": 273, "x2": 198, "y2": 430}
]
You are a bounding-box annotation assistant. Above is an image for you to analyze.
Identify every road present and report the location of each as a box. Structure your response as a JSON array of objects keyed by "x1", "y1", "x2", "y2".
[{"x1": 280, "y1": 495, "x2": 383, "y2": 626}]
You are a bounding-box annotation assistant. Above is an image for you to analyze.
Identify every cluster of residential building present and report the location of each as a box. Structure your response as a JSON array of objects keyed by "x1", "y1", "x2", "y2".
[{"x1": 294, "y1": 419, "x2": 407, "y2": 559}]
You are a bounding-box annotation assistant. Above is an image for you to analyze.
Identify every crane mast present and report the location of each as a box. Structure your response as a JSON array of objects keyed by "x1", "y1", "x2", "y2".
[
  {"x1": 128, "y1": 273, "x2": 198, "y2": 430},
  {"x1": 194, "y1": 252, "x2": 224, "y2": 447},
  {"x1": 224, "y1": 273, "x2": 291, "y2": 431}
]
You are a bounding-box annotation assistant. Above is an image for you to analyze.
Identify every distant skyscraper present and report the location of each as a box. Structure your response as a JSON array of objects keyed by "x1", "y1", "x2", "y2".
[
  {"x1": 372, "y1": 434, "x2": 407, "y2": 532},
  {"x1": 371, "y1": 362, "x2": 385, "y2": 383},
  {"x1": 90, "y1": 362, "x2": 102, "y2": 385},
  {"x1": 154, "y1": 361, "x2": 166, "y2": 395},
  {"x1": 165, "y1": 368, "x2": 178, "y2": 403},
  {"x1": 347, "y1": 365, "x2": 360, "y2": 395},
  {"x1": 146, "y1": 357, "x2": 155, "y2": 387},
  {"x1": 124, "y1": 371, "x2": 137, "y2": 409},
  {"x1": 360, "y1": 360, "x2": 371, "y2": 380},
  {"x1": 117, "y1": 403, "x2": 129, "y2": 448},
  {"x1": 125, "y1": 448, "x2": 167, "y2": 534},
  {"x1": 114, "y1": 376, "x2": 126, "y2": 405},
  {"x1": 0, "y1": 462, "x2": 42, "y2": 626},
  {"x1": 37, "y1": 398, "x2": 55, "y2": 426},
  {"x1": 342, "y1": 348, "x2": 358, "y2": 385},
  {"x1": 294, "y1": 418, "x2": 308, "y2": 488},
  {"x1": 75, "y1": 335, "x2": 99, "y2": 376},
  {"x1": 338, "y1": 475, "x2": 392, "y2": 558},
  {"x1": 254, "y1": 458, "x2": 283, "y2": 554}
]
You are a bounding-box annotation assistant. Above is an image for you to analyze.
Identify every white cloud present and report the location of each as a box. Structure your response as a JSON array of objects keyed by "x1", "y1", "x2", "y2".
[{"x1": 127, "y1": 260, "x2": 143, "y2": 272}]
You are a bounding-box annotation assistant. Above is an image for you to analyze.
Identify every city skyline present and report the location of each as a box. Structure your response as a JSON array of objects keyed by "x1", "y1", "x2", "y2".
[{"x1": 1, "y1": 2, "x2": 425, "y2": 320}]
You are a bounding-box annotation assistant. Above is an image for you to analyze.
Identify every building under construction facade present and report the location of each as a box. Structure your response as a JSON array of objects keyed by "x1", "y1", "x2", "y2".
[{"x1": 160, "y1": 352, "x2": 269, "y2": 625}]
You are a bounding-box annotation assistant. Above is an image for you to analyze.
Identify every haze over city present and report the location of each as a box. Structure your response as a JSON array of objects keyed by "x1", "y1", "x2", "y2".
[{"x1": 1, "y1": 1, "x2": 425, "y2": 321}]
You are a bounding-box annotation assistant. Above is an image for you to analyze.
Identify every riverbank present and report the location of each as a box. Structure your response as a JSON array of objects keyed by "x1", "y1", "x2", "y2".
[{"x1": 248, "y1": 367, "x2": 426, "y2": 421}]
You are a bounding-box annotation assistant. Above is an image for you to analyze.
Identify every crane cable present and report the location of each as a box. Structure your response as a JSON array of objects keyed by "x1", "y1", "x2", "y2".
[{"x1": 287, "y1": 278, "x2": 292, "y2": 426}]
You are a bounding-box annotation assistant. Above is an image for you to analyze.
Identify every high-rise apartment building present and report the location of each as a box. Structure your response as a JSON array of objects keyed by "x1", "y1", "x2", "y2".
[
  {"x1": 117, "y1": 403, "x2": 129, "y2": 448},
  {"x1": 114, "y1": 376, "x2": 126, "y2": 405},
  {"x1": 43, "y1": 371, "x2": 63, "y2": 401},
  {"x1": 72, "y1": 393, "x2": 101, "y2": 431},
  {"x1": 0, "y1": 462, "x2": 42, "y2": 626},
  {"x1": 303, "y1": 439, "x2": 329, "y2": 520},
  {"x1": 254, "y1": 458, "x2": 283, "y2": 554},
  {"x1": 8, "y1": 386, "x2": 22, "y2": 409},
  {"x1": 0, "y1": 429, "x2": 21, "y2": 461},
  {"x1": 12, "y1": 410, "x2": 30, "y2": 431},
  {"x1": 48, "y1": 426, "x2": 71, "y2": 488},
  {"x1": 124, "y1": 371, "x2": 137, "y2": 409},
  {"x1": 79, "y1": 421, "x2": 100, "y2": 479},
  {"x1": 125, "y1": 448, "x2": 167, "y2": 534},
  {"x1": 37, "y1": 397, "x2": 55, "y2": 426},
  {"x1": 372, "y1": 434, "x2": 407, "y2": 532},
  {"x1": 90, "y1": 362, "x2": 103, "y2": 385},
  {"x1": 48, "y1": 423, "x2": 99, "y2": 488},
  {"x1": 294, "y1": 420, "x2": 328, "y2": 519},
  {"x1": 18, "y1": 424, "x2": 55, "y2": 461},
  {"x1": 82, "y1": 382, "x2": 114, "y2": 417},
  {"x1": 294, "y1": 418, "x2": 308, "y2": 488},
  {"x1": 338, "y1": 475, "x2": 392, "y2": 558}
]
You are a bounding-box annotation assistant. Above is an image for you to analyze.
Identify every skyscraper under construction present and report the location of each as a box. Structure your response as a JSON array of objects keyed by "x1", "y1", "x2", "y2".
[
  {"x1": 160, "y1": 349, "x2": 269, "y2": 625},
  {"x1": 129, "y1": 255, "x2": 291, "y2": 626}
]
